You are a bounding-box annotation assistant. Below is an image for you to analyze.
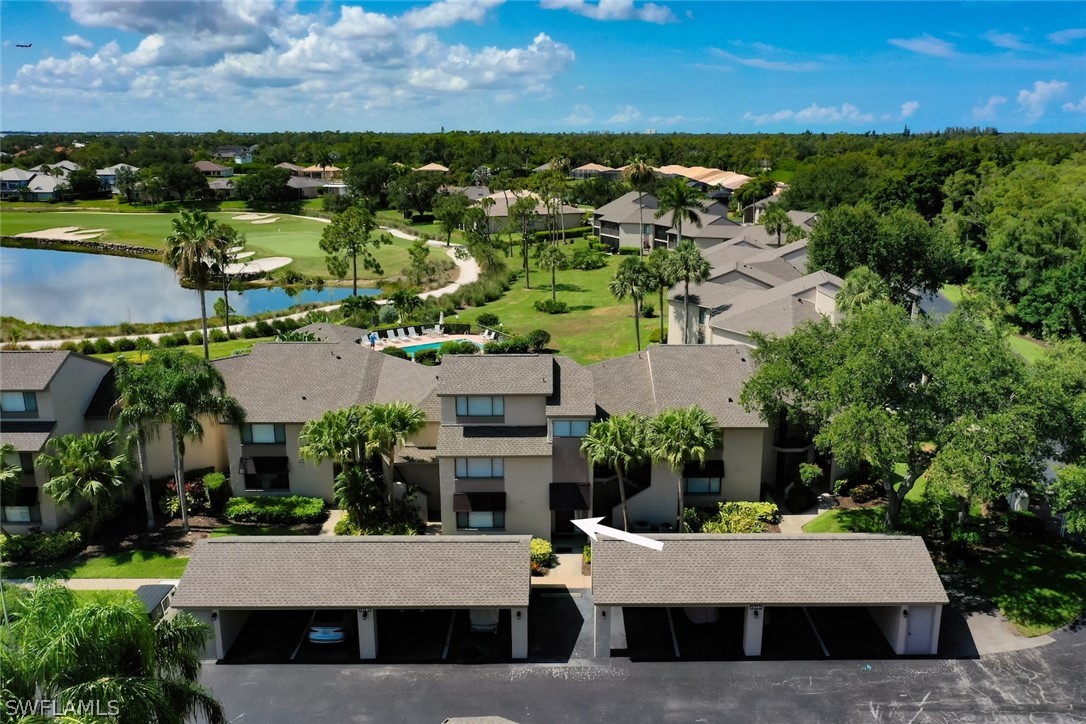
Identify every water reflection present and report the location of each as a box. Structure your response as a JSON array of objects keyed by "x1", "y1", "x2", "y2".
[{"x1": 0, "y1": 247, "x2": 376, "y2": 326}]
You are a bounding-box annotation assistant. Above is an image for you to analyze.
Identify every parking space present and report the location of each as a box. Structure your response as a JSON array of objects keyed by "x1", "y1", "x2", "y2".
[
  {"x1": 222, "y1": 610, "x2": 311, "y2": 664},
  {"x1": 671, "y1": 607, "x2": 744, "y2": 660},
  {"x1": 446, "y1": 610, "x2": 512, "y2": 664},
  {"x1": 375, "y1": 610, "x2": 453, "y2": 663},
  {"x1": 527, "y1": 588, "x2": 590, "y2": 663},
  {"x1": 622, "y1": 608, "x2": 676, "y2": 661},
  {"x1": 807, "y1": 607, "x2": 896, "y2": 659},
  {"x1": 760, "y1": 607, "x2": 826, "y2": 659}
]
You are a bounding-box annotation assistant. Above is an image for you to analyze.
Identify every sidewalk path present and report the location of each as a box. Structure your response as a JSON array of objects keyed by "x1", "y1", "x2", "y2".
[
  {"x1": 7, "y1": 578, "x2": 171, "y2": 590},
  {"x1": 531, "y1": 552, "x2": 590, "y2": 590}
]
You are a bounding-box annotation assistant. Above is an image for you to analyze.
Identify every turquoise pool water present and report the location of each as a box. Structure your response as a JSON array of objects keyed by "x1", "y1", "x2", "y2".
[{"x1": 400, "y1": 338, "x2": 481, "y2": 355}]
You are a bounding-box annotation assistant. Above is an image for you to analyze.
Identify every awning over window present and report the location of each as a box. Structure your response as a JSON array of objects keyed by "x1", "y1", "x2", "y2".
[
  {"x1": 549, "y1": 483, "x2": 590, "y2": 510},
  {"x1": 684, "y1": 460, "x2": 725, "y2": 477},
  {"x1": 7, "y1": 487, "x2": 39, "y2": 506},
  {"x1": 453, "y1": 492, "x2": 506, "y2": 513},
  {"x1": 239, "y1": 456, "x2": 289, "y2": 475}
]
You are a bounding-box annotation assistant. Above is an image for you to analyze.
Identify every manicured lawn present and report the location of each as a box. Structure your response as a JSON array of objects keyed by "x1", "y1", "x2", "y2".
[
  {"x1": 71, "y1": 590, "x2": 140, "y2": 605},
  {"x1": 209, "y1": 524, "x2": 308, "y2": 537},
  {"x1": 4, "y1": 550, "x2": 188, "y2": 579},
  {"x1": 91, "y1": 337, "x2": 275, "y2": 363},
  {"x1": 456, "y1": 239, "x2": 657, "y2": 364},
  {"x1": 0, "y1": 210, "x2": 420, "y2": 282}
]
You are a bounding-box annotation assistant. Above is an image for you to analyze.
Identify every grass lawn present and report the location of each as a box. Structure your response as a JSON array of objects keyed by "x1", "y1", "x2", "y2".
[
  {"x1": 4, "y1": 550, "x2": 188, "y2": 580},
  {"x1": 91, "y1": 336, "x2": 275, "y2": 363},
  {"x1": 71, "y1": 590, "x2": 140, "y2": 605},
  {"x1": 939, "y1": 284, "x2": 1049, "y2": 363},
  {"x1": 0, "y1": 209, "x2": 421, "y2": 282},
  {"x1": 209, "y1": 524, "x2": 307, "y2": 537},
  {"x1": 456, "y1": 239, "x2": 658, "y2": 364}
]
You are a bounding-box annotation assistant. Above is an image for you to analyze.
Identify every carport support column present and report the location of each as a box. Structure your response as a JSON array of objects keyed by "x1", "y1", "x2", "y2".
[
  {"x1": 511, "y1": 607, "x2": 528, "y2": 660},
  {"x1": 594, "y1": 606, "x2": 612, "y2": 658},
  {"x1": 743, "y1": 605, "x2": 764, "y2": 657},
  {"x1": 212, "y1": 609, "x2": 225, "y2": 660},
  {"x1": 358, "y1": 609, "x2": 378, "y2": 660}
]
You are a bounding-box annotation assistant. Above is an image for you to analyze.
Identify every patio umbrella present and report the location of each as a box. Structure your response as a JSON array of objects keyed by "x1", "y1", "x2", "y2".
[{"x1": 438, "y1": 311, "x2": 444, "y2": 327}]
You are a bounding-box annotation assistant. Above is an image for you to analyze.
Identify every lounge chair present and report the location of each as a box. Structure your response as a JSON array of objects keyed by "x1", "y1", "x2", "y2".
[
  {"x1": 482, "y1": 329, "x2": 493, "y2": 340},
  {"x1": 407, "y1": 327, "x2": 421, "y2": 338},
  {"x1": 394, "y1": 329, "x2": 407, "y2": 340}
]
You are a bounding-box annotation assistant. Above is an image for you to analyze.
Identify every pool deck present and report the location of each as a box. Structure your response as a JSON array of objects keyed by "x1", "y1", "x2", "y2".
[{"x1": 367, "y1": 331, "x2": 490, "y2": 352}]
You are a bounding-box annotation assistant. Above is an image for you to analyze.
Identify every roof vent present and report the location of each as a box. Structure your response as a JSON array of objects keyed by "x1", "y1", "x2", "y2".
[
  {"x1": 728, "y1": 397, "x2": 733, "y2": 403},
  {"x1": 301, "y1": 396, "x2": 307, "y2": 400}
]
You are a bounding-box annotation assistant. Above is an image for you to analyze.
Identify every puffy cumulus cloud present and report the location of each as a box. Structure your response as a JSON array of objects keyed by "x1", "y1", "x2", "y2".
[
  {"x1": 972, "y1": 95, "x2": 1007, "y2": 120},
  {"x1": 9, "y1": 0, "x2": 567, "y2": 122},
  {"x1": 900, "y1": 101, "x2": 920, "y2": 118},
  {"x1": 1017, "y1": 80, "x2": 1068, "y2": 122},
  {"x1": 744, "y1": 102, "x2": 875, "y2": 126},
  {"x1": 63, "y1": 34, "x2": 94, "y2": 49},
  {"x1": 710, "y1": 48, "x2": 820, "y2": 72},
  {"x1": 605, "y1": 104, "x2": 642, "y2": 124},
  {"x1": 1063, "y1": 96, "x2": 1086, "y2": 113},
  {"x1": 540, "y1": 0, "x2": 676, "y2": 24},
  {"x1": 564, "y1": 103, "x2": 594, "y2": 125},
  {"x1": 888, "y1": 34, "x2": 956, "y2": 58}
]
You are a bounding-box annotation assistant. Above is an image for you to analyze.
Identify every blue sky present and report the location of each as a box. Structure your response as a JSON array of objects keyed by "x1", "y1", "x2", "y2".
[{"x1": 1, "y1": 1, "x2": 1084, "y2": 133}]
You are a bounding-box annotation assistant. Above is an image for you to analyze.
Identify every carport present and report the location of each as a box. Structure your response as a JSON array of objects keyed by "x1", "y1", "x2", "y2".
[
  {"x1": 171, "y1": 535, "x2": 531, "y2": 662},
  {"x1": 591, "y1": 534, "x2": 948, "y2": 659}
]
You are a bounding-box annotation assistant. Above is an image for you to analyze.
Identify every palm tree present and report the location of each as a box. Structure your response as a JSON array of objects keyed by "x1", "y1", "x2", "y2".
[
  {"x1": 133, "y1": 350, "x2": 244, "y2": 533},
  {"x1": 609, "y1": 256, "x2": 652, "y2": 352},
  {"x1": 654, "y1": 177, "x2": 707, "y2": 250},
  {"x1": 670, "y1": 240, "x2": 712, "y2": 344},
  {"x1": 581, "y1": 414, "x2": 651, "y2": 531},
  {"x1": 645, "y1": 248, "x2": 677, "y2": 342},
  {"x1": 112, "y1": 356, "x2": 166, "y2": 530},
  {"x1": 1, "y1": 443, "x2": 22, "y2": 533},
  {"x1": 299, "y1": 405, "x2": 370, "y2": 470},
  {"x1": 623, "y1": 155, "x2": 656, "y2": 256},
  {"x1": 836, "y1": 266, "x2": 891, "y2": 316},
  {"x1": 649, "y1": 406, "x2": 719, "y2": 531},
  {"x1": 389, "y1": 288, "x2": 423, "y2": 324},
  {"x1": 165, "y1": 209, "x2": 217, "y2": 360},
  {"x1": 332, "y1": 466, "x2": 385, "y2": 530},
  {"x1": 536, "y1": 243, "x2": 567, "y2": 303},
  {"x1": 2, "y1": 580, "x2": 227, "y2": 724},
  {"x1": 364, "y1": 402, "x2": 426, "y2": 500},
  {"x1": 760, "y1": 203, "x2": 793, "y2": 247},
  {"x1": 208, "y1": 223, "x2": 243, "y2": 338},
  {"x1": 37, "y1": 431, "x2": 128, "y2": 539}
]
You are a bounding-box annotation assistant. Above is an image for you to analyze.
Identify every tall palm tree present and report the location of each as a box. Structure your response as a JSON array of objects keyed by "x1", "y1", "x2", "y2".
[
  {"x1": 37, "y1": 431, "x2": 128, "y2": 540},
  {"x1": 581, "y1": 414, "x2": 651, "y2": 531},
  {"x1": 165, "y1": 209, "x2": 217, "y2": 360},
  {"x1": 2, "y1": 580, "x2": 227, "y2": 724},
  {"x1": 670, "y1": 240, "x2": 712, "y2": 344},
  {"x1": 389, "y1": 288, "x2": 423, "y2": 324},
  {"x1": 645, "y1": 248, "x2": 678, "y2": 342},
  {"x1": 112, "y1": 356, "x2": 165, "y2": 530},
  {"x1": 135, "y1": 350, "x2": 244, "y2": 533},
  {"x1": 299, "y1": 405, "x2": 370, "y2": 469},
  {"x1": 654, "y1": 177, "x2": 707, "y2": 250},
  {"x1": 760, "y1": 203, "x2": 793, "y2": 247},
  {"x1": 364, "y1": 402, "x2": 426, "y2": 500},
  {"x1": 208, "y1": 223, "x2": 243, "y2": 338},
  {"x1": 536, "y1": 243, "x2": 567, "y2": 303},
  {"x1": 1, "y1": 443, "x2": 22, "y2": 534},
  {"x1": 649, "y1": 406, "x2": 719, "y2": 531},
  {"x1": 549, "y1": 158, "x2": 571, "y2": 244},
  {"x1": 623, "y1": 155, "x2": 656, "y2": 256},
  {"x1": 609, "y1": 256, "x2": 653, "y2": 352},
  {"x1": 837, "y1": 266, "x2": 892, "y2": 316}
]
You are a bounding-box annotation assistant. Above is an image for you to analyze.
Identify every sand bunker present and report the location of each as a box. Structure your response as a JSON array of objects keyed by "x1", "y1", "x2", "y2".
[
  {"x1": 231, "y1": 213, "x2": 274, "y2": 221},
  {"x1": 16, "y1": 227, "x2": 104, "y2": 242},
  {"x1": 222, "y1": 256, "x2": 292, "y2": 274},
  {"x1": 251, "y1": 217, "x2": 281, "y2": 225},
  {"x1": 228, "y1": 245, "x2": 245, "y2": 254},
  {"x1": 231, "y1": 251, "x2": 256, "y2": 259}
]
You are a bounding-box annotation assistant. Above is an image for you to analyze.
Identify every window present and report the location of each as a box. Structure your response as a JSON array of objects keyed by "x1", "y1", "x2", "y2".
[
  {"x1": 241, "y1": 423, "x2": 286, "y2": 444},
  {"x1": 2, "y1": 487, "x2": 40, "y2": 523},
  {"x1": 1, "y1": 391, "x2": 37, "y2": 414},
  {"x1": 553, "y1": 420, "x2": 590, "y2": 438},
  {"x1": 456, "y1": 511, "x2": 505, "y2": 529},
  {"x1": 240, "y1": 456, "x2": 289, "y2": 491},
  {"x1": 454, "y1": 458, "x2": 504, "y2": 478},
  {"x1": 684, "y1": 477, "x2": 722, "y2": 495},
  {"x1": 455, "y1": 396, "x2": 504, "y2": 418},
  {"x1": 698, "y1": 309, "x2": 709, "y2": 325}
]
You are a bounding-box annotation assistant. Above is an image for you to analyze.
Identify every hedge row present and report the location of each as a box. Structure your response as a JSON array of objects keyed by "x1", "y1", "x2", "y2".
[{"x1": 223, "y1": 495, "x2": 328, "y2": 525}]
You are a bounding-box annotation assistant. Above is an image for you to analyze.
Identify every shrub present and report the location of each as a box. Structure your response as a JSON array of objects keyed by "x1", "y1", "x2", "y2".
[
  {"x1": 187, "y1": 331, "x2": 204, "y2": 345},
  {"x1": 582, "y1": 544, "x2": 592, "y2": 564},
  {"x1": 322, "y1": 193, "x2": 354, "y2": 214},
  {"x1": 850, "y1": 483, "x2": 881, "y2": 503},
  {"x1": 378, "y1": 303, "x2": 399, "y2": 325},
  {"x1": 118, "y1": 322, "x2": 137, "y2": 335},
  {"x1": 382, "y1": 346, "x2": 409, "y2": 359},
  {"x1": 414, "y1": 348, "x2": 440, "y2": 366},
  {"x1": 533, "y1": 299, "x2": 569, "y2": 315},
  {"x1": 699, "y1": 501, "x2": 780, "y2": 534},
  {"x1": 134, "y1": 336, "x2": 153, "y2": 350},
  {"x1": 160, "y1": 332, "x2": 188, "y2": 347},
  {"x1": 203, "y1": 471, "x2": 230, "y2": 513},
  {"x1": 530, "y1": 561, "x2": 548, "y2": 577},
  {"x1": 279, "y1": 269, "x2": 306, "y2": 285},
  {"x1": 160, "y1": 478, "x2": 210, "y2": 517},
  {"x1": 530, "y1": 537, "x2": 557, "y2": 568},
  {"x1": 568, "y1": 249, "x2": 607, "y2": 270},
  {"x1": 224, "y1": 495, "x2": 328, "y2": 525},
  {"x1": 114, "y1": 337, "x2": 137, "y2": 352},
  {"x1": 438, "y1": 340, "x2": 479, "y2": 357},
  {"x1": 59, "y1": 341, "x2": 78, "y2": 351},
  {"x1": 648, "y1": 327, "x2": 668, "y2": 344},
  {"x1": 640, "y1": 302, "x2": 655, "y2": 318},
  {"x1": 94, "y1": 338, "x2": 115, "y2": 354},
  {"x1": 77, "y1": 340, "x2": 97, "y2": 355},
  {"x1": 0, "y1": 530, "x2": 83, "y2": 563},
  {"x1": 525, "y1": 329, "x2": 551, "y2": 352},
  {"x1": 798, "y1": 463, "x2": 823, "y2": 488},
  {"x1": 477, "y1": 312, "x2": 500, "y2": 327},
  {"x1": 484, "y1": 336, "x2": 532, "y2": 354},
  {"x1": 241, "y1": 325, "x2": 263, "y2": 339},
  {"x1": 255, "y1": 320, "x2": 276, "y2": 337},
  {"x1": 209, "y1": 329, "x2": 228, "y2": 343}
]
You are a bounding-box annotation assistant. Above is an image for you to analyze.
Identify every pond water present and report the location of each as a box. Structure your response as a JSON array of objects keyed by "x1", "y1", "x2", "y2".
[{"x1": 0, "y1": 247, "x2": 376, "y2": 326}]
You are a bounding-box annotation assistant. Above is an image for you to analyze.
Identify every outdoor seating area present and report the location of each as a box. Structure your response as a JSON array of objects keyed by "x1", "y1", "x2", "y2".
[{"x1": 366, "y1": 327, "x2": 491, "y2": 352}]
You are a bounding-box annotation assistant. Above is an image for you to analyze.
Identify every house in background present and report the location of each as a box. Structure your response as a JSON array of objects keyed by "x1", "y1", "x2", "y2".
[
  {"x1": 96, "y1": 163, "x2": 139, "y2": 193},
  {"x1": 274, "y1": 162, "x2": 304, "y2": 175},
  {"x1": 570, "y1": 162, "x2": 619, "y2": 180},
  {"x1": 207, "y1": 177, "x2": 236, "y2": 198},
  {"x1": 213, "y1": 146, "x2": 255, "y2": 164},
  {"x1": 29, "y1": 160, "x2": 81, "y2": 177},
  {"x1": 479, "y1": 189, "x2": 583, "y2": 235},
  {"x1": 194, "y1": 160, "x2": 233, "y2": 178},
  {"x1": 415, "y1": 162, "x2": 449, "y2": 173},
  {"x1": 287, "y1": 176, "x2": 326, "y2": 199},
  {"x1": 0, "y1": 168, "x2": 37, "y2": 199},
  {"x1": 301, "y1": 164, "x2": 342, "y2": 180},
  {"x1": 25, "y1": 174, "x2": 67, "y2": 202},
  {"x1": 592, "y1": 191, "x2": 741, "y2": 252}
]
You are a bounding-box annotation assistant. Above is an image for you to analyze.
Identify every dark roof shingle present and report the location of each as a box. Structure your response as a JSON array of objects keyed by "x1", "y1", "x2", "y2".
[
  {"x1": 0, "y1": 351, "x2": 73, "y2": 390},
  {"x1": 0, "y1": 420, "x2": 56, "y2": 451},
  {"x1": 437, "y1": 355, "x2": 553, "y2": 396},
  {"x1": 437, "y1": 425, "x2": 551, "y2": 457}
]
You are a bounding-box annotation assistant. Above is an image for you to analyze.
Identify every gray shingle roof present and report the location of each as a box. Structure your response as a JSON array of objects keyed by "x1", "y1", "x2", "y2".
[
  {"x1": 546, "y1": 356, "x2": 596, "y2": 417},
  {"x1": 0, "y1": 351, "x2": 107, "y2": 390},
  {"x1": 437, "y1": 355, "x2": 553, "y2": 396},
  {"x1": 592, "y1": 534, "x2": 948, "y2": 606},
  {"x1": 171, "y1": 536, "x2": 531, "y2": 609},
  {"x1": 437, "y1": 425, "x2": 551, "y2": 457},
  {"x1": 708, "y1": 270, "x2": 842, "y2": 338},
  {"x1": 297, "y1": 322, "x2": 368, "y2": 345},
  {"x1": 0, "y1": 420, "x2": 56, "y2": 451},
  {"x1": 588, "y1": 352, "x2": 656, "y2": 417},
  {"x1": 593, "y1": 191, "x2": 658, "y2": 225}
]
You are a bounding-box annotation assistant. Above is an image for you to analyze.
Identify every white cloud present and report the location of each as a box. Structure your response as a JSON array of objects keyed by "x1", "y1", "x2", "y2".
[
  {"x1": 1046, "y1": 28, "x2": 1086, "y2": 45},
  {"x1": 1062, "y1": 96, "x2": 1086, "y2": 113},
  {"x1": 900, "y1": 100, "x2": 920, "y2": 118},
  {"x1": 984, "y1": 30, "x2": 1031, "y2": 51},
  {"x1": 1017, "y1": 80, "x2": 1068, "y2": 122},
  {"x1": 710, "y1": 48, "x2": 820, "y2": 72},
  {"x1": 888, "y1": 34, "x2": 956, "y2": 58},
  {"x1": 605, "y1": 104, "x2": 642, "y2": 124},
  {"x1": 564, "y1": 103, "x2": 594, "y2": 125},
  {"x1": 400, "y1": 0, "x2": 504, "y2": 30},
  {"x1": 744, "y1": 102, "x2": 875, "y2": 126},
  {"x1": 63, "y1": 34, "x2": 94, "y2": 49},
  {"x1": 972, "y1": 95, "x2": 1007, "y2": 120},
  {"x1": 539, "y1": 0, "x2": 677, "y2": 24}
]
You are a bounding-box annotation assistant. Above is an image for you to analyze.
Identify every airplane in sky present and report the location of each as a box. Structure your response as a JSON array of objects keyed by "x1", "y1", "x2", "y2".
[{"x1": 16, "y1": 43, "x2": 32, "y2": 48}]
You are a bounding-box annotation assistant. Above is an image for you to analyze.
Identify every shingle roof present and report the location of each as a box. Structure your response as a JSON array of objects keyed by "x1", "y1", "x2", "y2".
[
  {"x1": 592, "y1": 535, "x2": 948, "y2": 606},
  {"x1": 437, "y1": 355, "x2": 553, "y2": 396},
  {"x1": 708, "y1": 270, "x2": 842, "y2": 338},
  {"x1": 297, "y1": 322, "x2": 368, "y2": 345},
  {"x1": 590, "y1": 346, "x2": 764, "y2": 427},
  {"x1": 171, "y1": 536, "x2": 531, "y2": 609},
  {"x1": 416, "y1": 162, "x2": 450, "y2": 172},
  {"x1": 0, "y1": 168, "x2": 36, "y2": 182},
  {"x1": 593, "y1": 191, "x2": 659, "y2": 225},
  {"x1": 0, "y1": 420, "x2": 56, "y2": 451},
  {"x1": 0, "y1": 351, "x2": 79, "y2": 390},
  {"x1": 546, "y1": 356, "x2": 597, "y2": 417},
  {"x1": 194, "y1": 160, "x2": 229, "y2": 172},
  {"x1": 437, "y1": 425, "x2": 551, "y2": 457}
]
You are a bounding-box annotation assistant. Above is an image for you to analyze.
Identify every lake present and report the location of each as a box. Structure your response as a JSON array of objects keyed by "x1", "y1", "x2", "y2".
[{"x1": 0, "y1": 247, "x2": 376, "y2": 326}]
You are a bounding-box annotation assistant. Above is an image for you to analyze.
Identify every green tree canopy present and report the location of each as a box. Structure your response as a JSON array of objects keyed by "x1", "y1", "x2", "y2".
[{"x1": 319, "y1": 205, "x2": 391, "y2": 295}]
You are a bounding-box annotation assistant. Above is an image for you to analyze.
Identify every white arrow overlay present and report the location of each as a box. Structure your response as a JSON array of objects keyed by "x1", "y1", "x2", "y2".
[{"x1": 571, "y1": 517, "x2": 664, "y2": 551}]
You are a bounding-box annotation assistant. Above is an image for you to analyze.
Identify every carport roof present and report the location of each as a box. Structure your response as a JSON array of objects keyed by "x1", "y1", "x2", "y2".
[
  {"x1": 172, "y1": 536, "x2": 531, "y2": 610},
  {"x1": 592, "y1": 534, "x2": 948, "y2": 606}
]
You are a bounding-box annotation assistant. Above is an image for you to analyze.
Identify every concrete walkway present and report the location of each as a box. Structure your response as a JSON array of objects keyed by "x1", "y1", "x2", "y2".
[
  {"x1": 319, "y1": 510, "x2": 344, "y2": 536},
  {"x1": 7, "y1": 578, "x2": 171, "y2": 590},
  {"x1": 778, "y1": 507, "x2": 819, "y2": 534},
  {"x1": 532, "y1": 552, "x2": 590, "y2": 589}
]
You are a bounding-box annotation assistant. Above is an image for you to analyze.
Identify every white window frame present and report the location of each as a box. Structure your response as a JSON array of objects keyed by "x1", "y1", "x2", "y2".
[{"x1": 454, "y1": 458, "x2": 505, "y2": 478}]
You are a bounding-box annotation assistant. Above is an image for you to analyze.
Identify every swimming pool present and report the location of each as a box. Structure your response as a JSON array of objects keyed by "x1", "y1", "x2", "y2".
[{"x1": 399, "y1": 338, "x2": 482, "y2": 355}]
